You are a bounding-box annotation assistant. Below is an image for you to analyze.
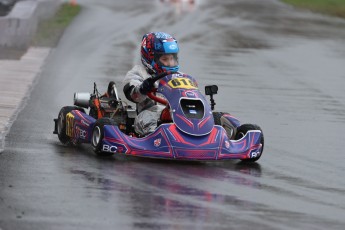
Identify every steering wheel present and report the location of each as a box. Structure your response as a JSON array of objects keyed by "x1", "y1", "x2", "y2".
[{"x1": 147, "y1": 71, "x2": 176, "y2": 105}]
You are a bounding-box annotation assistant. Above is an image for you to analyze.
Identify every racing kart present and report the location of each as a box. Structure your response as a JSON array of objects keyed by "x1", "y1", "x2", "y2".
[{"x1": 53, "y1": 72, "x2": 264, "y2": 162}]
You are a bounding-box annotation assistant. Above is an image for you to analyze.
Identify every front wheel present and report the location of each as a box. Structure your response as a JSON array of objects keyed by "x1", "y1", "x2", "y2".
[
  {"x1": 91, "y1": 118, "x2": 117, "y2": 156},
  {"x1": 235, "y1": 124, "x2": 264, "y2": 162}
]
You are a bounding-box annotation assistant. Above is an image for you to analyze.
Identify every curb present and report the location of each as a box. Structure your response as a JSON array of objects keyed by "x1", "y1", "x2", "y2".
[
  {"x1": 0, "y1": 0, "x2": 61, "y2": 152},
  {"x1": 0, "y1": 47, "x2": 51, "y2": 153}
]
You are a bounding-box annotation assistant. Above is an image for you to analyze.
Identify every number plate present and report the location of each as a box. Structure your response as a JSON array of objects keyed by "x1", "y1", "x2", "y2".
[
  {"x1": 168, "y1": 77, "x2": 197, "y2": 89},
  {"x1": 66, "y1": 113, "x2": 75, "y2": 137}
]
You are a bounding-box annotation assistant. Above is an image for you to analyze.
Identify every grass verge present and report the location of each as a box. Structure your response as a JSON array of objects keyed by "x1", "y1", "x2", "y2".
[
  {"x1": 282, "y1": 0, "x2": 345, "y2": 19},
  {"x1": 33, "y1": 3, "x2": 81, "y2": 47}
]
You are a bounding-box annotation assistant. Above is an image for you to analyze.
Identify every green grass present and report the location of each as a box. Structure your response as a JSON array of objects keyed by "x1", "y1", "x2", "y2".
[
  {"x1": 282, "y1": 0, "x2": 345, "y2": 18},
  {"x1": 33, "y1": 3, "x2": 81, "y2": 47}
]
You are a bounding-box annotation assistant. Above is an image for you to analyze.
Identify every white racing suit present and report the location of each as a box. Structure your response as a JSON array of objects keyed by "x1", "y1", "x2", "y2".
[{"x1": 123, "y1": 65, "x2": 165, "y2": 136}]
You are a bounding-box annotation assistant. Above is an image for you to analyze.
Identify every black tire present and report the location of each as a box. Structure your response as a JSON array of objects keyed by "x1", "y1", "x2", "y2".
[
  {"x1": 91, "y1": 118, "x2": 117, "y2": 156},
  {"x1": 235, "y1": 124, "x2": 264, "y2": 162},
  {"x1": 213, "y1": 112, "x2": 236, "y2": 139},
  {"x1": 57, "y1": 106, "x2": 85, "y2": 144},
  {"x1": 213, "y1": 111, "x2": 225, "y2": 125}
]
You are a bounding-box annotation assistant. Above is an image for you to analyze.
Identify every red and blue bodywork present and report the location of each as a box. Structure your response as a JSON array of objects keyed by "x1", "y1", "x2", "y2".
[{"x1": 64, "y1": 73, "x2": 263, "y2": 161}]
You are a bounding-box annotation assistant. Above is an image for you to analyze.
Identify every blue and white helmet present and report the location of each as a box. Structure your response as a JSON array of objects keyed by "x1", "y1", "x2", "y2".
[{"x1": 141, "y1": 32, "x2": 179, "y2": 74}]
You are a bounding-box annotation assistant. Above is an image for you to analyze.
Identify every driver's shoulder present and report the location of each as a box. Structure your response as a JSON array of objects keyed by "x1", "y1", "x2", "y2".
[{"x1": 125, "y1": 65, "x2": 151, "y2": 81}]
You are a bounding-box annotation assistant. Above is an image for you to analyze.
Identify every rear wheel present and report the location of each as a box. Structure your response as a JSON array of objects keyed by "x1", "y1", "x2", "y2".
[
  {"x1": 91, "y1": 118, "x2": 117, "y2": 156},
  {"x1": 57, "y1": 106, "x2": 85, "y2": 144},
  {"x1": 235, "y1": 124, "x2": 264, "y2": 162}
]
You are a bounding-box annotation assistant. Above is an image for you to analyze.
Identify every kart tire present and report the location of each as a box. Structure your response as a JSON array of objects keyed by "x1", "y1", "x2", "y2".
[
  {"x1": 57, "y1": 106, "x2": 85, "y2": 144},
  {"x1": 213, "y1": 112, "x2": 236, "y2": 139},
  {"x1": 91, "y1": 118, "x2": 117, "y2": 156},
  {"x1": 235, "y1": 124, "x2": 264, "y2": 162},
  {"x1": 213, "y1": 111, "x2": 225, "y2": 125}
]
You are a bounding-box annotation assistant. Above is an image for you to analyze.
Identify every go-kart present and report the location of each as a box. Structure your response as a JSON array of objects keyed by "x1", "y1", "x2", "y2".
[{"x1": 53, "y1": 72, "x2": 264, "y2": 162}]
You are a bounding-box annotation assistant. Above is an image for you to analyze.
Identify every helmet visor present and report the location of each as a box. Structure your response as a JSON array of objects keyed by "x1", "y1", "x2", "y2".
[{"x1": 155, "y1": 53, "x2": 179, "y2": 67}]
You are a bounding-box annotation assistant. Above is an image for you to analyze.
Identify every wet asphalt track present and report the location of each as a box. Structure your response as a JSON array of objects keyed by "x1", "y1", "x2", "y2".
[{"x1": 1, "y1": 0, "x2": 345, "y2": 229}]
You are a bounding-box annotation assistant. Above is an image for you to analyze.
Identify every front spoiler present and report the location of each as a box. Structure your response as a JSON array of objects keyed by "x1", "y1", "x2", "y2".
[{"x1": 101, "y1": 124, "x2": 263, "y2": 161}]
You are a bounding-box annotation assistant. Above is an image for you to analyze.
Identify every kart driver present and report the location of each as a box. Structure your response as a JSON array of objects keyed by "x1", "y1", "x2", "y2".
[{"x1": 123, "y1": 32, "x2": 186, "y2": 136}]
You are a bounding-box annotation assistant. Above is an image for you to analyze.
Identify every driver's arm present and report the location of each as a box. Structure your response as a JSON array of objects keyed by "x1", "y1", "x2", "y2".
[{"x1": 123, "y1": 65, "x2": 151, "y2": 103}]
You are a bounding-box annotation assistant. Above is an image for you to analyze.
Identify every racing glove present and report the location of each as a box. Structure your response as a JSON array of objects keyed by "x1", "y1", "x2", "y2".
[{"x1": 139, "y1": 77, "x2": 155, "y2": 95}]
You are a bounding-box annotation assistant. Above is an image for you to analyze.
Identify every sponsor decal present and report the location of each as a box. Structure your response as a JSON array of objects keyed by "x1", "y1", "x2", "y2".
[
  {"x1": 155, "y1": 43, "x2": 162, "y2": 50},
  {"x1": 102, "y1": 145, "x2": 118, "y2": 153},
  {"x1": 81, "y1": 120, "x2": 90, "y2": 127},
  {"x1": 76, "y1": 126, "x2": 87, "y2": 139},
  {"x1": 142, "y1": 57, "x2": 152, "y2": 69},
  {"x1": 154, "y1": 138, "x2": 161, "y2": 147},
  {"x1": 250, "y1": 149, "x2": 261, "y2": 158},
  {"x1": 169, "y1": 44, "x2": 177, "y2": 50},
  {"x1": 171, "y1": 73, "x2": 182, "y2": 78},
  {"x1": 189, "y1": 109, "x2": 197, "y2": 114},
  {"x1": 225, "y1": 140, "x2": 230, "y2": 149},
  {"x1": 185, "y1": 91, "x2": 196, "y2": 98}
]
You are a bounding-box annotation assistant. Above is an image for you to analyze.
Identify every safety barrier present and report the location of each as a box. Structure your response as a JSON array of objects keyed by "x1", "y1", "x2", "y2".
[{"x1": 0, "y1": 0, "x2": 61, "y2": 49}]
